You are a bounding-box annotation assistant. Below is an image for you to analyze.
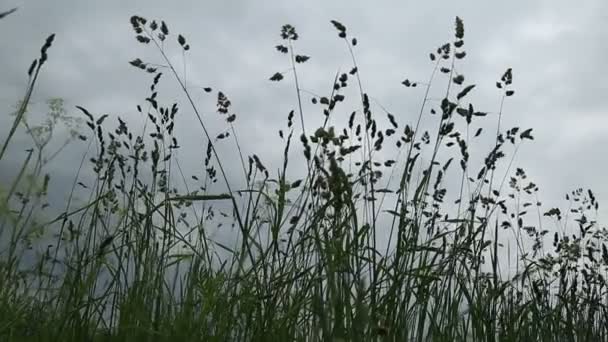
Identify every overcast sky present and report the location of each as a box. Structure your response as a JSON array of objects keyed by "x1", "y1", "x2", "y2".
[{"x1": 1, "y1": 0, "x2": 607, "y2": 256}]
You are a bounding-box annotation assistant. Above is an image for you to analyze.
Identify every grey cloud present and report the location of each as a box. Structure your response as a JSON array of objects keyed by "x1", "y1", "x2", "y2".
[{"x1": 1, "y1": 0, "x2": 607, "y2": 249}]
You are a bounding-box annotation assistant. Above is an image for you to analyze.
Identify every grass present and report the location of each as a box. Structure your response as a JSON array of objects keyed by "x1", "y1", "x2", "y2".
[{"x1": 1, "y1": 10, "x2": 607, "y2": 341}]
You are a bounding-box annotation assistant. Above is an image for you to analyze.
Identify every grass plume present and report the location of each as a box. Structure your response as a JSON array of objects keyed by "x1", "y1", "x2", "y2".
[{"x1": 0, "y1": 14, "x2": 606, "y2": 342}]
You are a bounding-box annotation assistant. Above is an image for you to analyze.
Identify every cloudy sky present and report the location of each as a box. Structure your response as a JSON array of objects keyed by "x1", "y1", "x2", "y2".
[{"x1": 1, "y1": 0, "x2": 607, "y2": 255}]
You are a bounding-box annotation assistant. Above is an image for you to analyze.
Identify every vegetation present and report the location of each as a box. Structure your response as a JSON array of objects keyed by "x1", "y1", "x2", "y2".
[{"x1": 1, "y1": 9, "x2": 607, "y2": 341}]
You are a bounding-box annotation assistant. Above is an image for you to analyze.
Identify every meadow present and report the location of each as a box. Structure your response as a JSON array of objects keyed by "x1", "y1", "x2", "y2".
[{"x1": 1, "y1": 9, "x2": 607, "y2": 341}]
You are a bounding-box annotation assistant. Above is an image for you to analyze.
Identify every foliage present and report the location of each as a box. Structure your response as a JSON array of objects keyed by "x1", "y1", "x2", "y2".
[{"x1": 0, "y1": 13, "x2": 606, "y2": 342}]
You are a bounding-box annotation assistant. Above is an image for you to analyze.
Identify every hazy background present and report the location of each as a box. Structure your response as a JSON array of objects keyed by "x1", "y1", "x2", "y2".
[{"x1": 1, "y1": 0, "x2": 607, "y2": 256}]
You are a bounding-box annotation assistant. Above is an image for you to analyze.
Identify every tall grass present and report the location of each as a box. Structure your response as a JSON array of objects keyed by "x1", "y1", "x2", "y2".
[{"x1": 1, "y1": 11, "x2": 607, "y2": 341}]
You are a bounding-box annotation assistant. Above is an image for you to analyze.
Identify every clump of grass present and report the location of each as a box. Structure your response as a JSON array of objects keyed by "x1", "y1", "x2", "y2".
[{"x1": 1, "y1": 12, "x2": 607, "y2": 342}]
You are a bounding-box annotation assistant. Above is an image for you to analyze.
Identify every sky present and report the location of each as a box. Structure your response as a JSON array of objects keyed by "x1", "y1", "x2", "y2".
[{"x1": 1, "y1": 0, "x2": 607, "y2": 264}]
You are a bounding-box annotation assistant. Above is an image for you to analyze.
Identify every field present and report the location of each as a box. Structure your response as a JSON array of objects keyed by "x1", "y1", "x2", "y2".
[{"x1": 1, "y1": 9, "x2": 607, "y2": 341}]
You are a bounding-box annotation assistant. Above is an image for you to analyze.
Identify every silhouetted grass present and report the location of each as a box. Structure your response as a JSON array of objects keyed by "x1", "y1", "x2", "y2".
[{"x1": 1, "y1": 13, "x2": 607, "y2": 342}]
